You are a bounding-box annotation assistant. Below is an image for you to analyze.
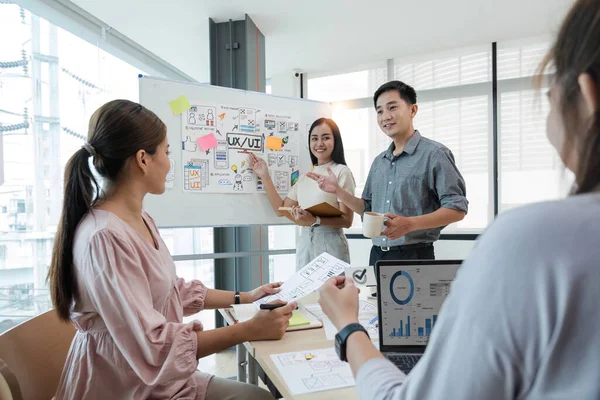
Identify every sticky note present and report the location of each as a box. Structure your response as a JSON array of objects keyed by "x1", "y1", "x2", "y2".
[
  {"x1": 266, "y1": 136, "x2": 283, "y2": 151},
  {"x1": 289, "y1": 312, "x2": 310, "y2": 327},
  {"x1": 197, "y1": 133, "x2": 218, "y2": 151},
  {"x1": 168, "y1": 95, "x2": 191, "y2": 116}
]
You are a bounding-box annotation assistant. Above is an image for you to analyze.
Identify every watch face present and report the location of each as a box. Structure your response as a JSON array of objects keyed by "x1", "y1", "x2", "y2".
[{"x1": 335, "y1": 333, "x2": 343, "y2": 359}]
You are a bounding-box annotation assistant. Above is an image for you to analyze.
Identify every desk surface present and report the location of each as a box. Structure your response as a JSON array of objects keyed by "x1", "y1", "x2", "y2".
[{"x1": 220, "y1": 293, "x2": 376, "y2": 399}]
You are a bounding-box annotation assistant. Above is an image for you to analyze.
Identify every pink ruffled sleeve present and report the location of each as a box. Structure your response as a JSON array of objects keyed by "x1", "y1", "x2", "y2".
[
  {"x1": 176, "y1": 278, "x2": 208, "y2": 316},
  {"x1": 83, "y1": 230, "x2": 201, "y2": 386}
]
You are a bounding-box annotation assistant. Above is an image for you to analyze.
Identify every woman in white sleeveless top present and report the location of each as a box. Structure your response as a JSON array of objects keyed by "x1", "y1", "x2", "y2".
[{"x1": 249, "y1": 118, "x2": 355, "y2": 270}]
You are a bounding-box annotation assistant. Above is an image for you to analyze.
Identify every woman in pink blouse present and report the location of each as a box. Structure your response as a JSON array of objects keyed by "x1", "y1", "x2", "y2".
[{"x1": 48, "y1": 100, "x2": 294, "y2": 399}]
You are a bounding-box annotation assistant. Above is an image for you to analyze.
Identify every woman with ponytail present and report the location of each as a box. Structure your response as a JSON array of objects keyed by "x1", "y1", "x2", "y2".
[{"x1": 50, "y1": 100, "x2": 291, "y2": 399}]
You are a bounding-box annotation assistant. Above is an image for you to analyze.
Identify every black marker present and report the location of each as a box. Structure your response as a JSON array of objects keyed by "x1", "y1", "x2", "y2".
[{"x1": 259, "y1": 303, "x2": 286, "y2": 310}]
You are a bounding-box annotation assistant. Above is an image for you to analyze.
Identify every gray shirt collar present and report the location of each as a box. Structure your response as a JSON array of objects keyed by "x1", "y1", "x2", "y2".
[{"x1": 383, "y1": 130, "x2": 422, "y2": 159}]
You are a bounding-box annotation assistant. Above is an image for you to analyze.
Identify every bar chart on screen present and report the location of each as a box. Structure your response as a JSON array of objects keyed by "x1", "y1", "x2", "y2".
[{"x1": 381, "y1": 266, "x2": 455, "y2": 345}]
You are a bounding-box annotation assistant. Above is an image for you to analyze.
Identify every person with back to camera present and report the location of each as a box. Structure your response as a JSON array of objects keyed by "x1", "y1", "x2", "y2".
[
  {"x1": 49, "y1": 99, "x2": 295, "y2": 399},
  {"x1": 249, "y1": 118, "x2": 356, "y2": 270},
  {"x1": 318, "y1": 0, "x2": 600, "y2": 398}
]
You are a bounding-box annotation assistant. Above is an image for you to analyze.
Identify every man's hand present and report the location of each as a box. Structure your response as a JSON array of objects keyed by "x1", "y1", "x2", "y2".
[
  {"x1": 381, "y1": 213, "x2": 416, "y2": 240},
  {"x1": 306, "y1": 167, "x2": 339, "y2": 194},
  {"x1": 318, "y1": 276, "x2": 360, "y2": 331}
]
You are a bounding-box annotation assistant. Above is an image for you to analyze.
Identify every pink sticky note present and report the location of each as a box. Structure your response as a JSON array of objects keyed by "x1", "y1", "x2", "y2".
[{"x1": 197, "y1": 133, "x2": 218, "y2": 151}]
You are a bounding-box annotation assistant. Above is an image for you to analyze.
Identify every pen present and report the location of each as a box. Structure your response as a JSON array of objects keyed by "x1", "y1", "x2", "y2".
[{"x1": 259, "y1": 303, "x2": 286, "y2": 310}]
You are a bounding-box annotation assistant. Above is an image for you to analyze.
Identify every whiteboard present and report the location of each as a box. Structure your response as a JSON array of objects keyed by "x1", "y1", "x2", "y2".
[{"x1": 139, "y1": 76, "x2": 332, "y2": 228}]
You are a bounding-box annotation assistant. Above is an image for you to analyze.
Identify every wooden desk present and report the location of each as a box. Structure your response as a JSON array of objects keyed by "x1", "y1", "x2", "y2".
[{"x1": 219, "y1": 293, "x2": 376, "y2": 399}]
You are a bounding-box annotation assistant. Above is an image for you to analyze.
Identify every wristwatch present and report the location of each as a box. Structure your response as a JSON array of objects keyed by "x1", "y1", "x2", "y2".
[
  {"x1": 234, "y1": 291, "x2": 241, "y2": 304},
  {"x1": 335, "y1": 323, "x2": 368, "y2": 362},
  {"x1": 311, "y1": 216, "x2": 321, "y2": 228}
]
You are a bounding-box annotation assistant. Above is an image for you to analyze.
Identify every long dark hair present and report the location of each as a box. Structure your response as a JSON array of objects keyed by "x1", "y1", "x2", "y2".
[
  {"x1": 538, "y1": 0, "x2": 600, "y2": 194},
  {"x1": 48, "y1": 100, "x2": 166, "y2": 321},
  {"x1": 308, "y1": 118, "x2": 347, "y2": 166}
]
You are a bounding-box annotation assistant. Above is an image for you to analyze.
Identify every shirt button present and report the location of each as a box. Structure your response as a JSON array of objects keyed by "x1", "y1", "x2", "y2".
[
  {"x1": 387, "y1": 200, "x2": 390, "y2": 203},
  {"x1": 388, "y1": 181, "x2": 392, "y2": 185},
  {"x1": 382, "y1": 238, "x2": 386, "y2": 241},
  {"x1": 392, "y1": 163, "x2": 395, "y2": 166}
]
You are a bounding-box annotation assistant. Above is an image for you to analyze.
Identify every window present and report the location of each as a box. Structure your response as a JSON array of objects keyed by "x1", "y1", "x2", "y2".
[
  {"x1": 309, "y1": 47, "x2": 492, "y2": 232},
  {"x1": 268, "y1": 225, "x2": 296, "y2": 282},
  {"x1": 394, "y1": 49, "x2": 491, "y2": 90},
  {"x1": 309, "y1": 66, "x2": 387, "y2": 102},
  {"x1": 0, "y1": 4, "x2": 218, "y2": 334},
  {"x1": 497, "y1": 39, "x2": 574, "y2": 212},
  {"x1": 308, "y1": 39, "x2": 568, "y2": 234},
  {"x1": 394, "y1": 46, "x2": 492, "y2": 231}
]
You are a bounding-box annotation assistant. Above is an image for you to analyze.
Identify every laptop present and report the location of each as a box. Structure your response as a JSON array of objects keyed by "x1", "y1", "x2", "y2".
[{"x1": 376, "y1": 260, "x2": 462, "y2": 374}]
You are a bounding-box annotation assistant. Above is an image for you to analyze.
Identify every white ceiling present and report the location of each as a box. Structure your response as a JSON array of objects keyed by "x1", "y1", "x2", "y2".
[{"x1": 71, "y1": 0, "x2": 573, "y2": 82}]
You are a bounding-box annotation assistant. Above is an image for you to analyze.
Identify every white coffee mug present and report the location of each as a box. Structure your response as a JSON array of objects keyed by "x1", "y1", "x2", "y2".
[{"x1": 363, "y1": 212, "x2": 385, "y2": 238}]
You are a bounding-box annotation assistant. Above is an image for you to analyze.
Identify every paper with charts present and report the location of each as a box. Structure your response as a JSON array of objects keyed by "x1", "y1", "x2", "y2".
[
  {"x1": 180, "y1": 103, "x2": 301, "y2": 194},
  {"x1": 271, "y1": 347, "x2": 355, "y2": 395},
  {"x1": 254, "y1": 253, "x2": 350, "y2": 306}
]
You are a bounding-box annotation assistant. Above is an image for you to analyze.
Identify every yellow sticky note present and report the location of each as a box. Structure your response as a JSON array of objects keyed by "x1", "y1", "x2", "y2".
[
  {"x1": 168, "y1": 95, "x2": 191, "y2": 116},
  {"x1": 289, "y1": 312, "x2": 310, "y2": 327},
  {"x1": 266, "y1": 136, "x2": 283, "y2": 151}
]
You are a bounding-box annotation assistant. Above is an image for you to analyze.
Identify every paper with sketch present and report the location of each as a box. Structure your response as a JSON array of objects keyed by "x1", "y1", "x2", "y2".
[
  {"x1": 271, "y1": 347, "x2": 355, "y2": 395},
  {"x1": 322, "y1": 316, "x2": 379, "y2": 341},
  {"x1": 305, "y1": 300, "x2": 377, "y2": 320},
  {"x1": 305, "y1": 300, "x2": 379, "y2": 341},
  {"x1": 254, "y1": 253, "x2": 349, "y2": 306}
]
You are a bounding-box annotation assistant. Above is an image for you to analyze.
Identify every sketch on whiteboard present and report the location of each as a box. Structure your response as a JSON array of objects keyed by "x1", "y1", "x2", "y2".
[
  {"x1": 182, "y1": 103, "x2": 300, "y2": 194},
  {"x1": 233, "y1": 174, "x2": 244, "y2": 191},
  {"x1": 182, "y1": 136, "x2": 197, "y2": 152},
  {"x1": 288, "y1": 155, "x2": 298, "y2": 168},
  {"x1": 265, "y1": 119, "x2": 276, "y2": 130},
  {"x1": 227, "y1": 132, "x2": 263, "y2": 152},
  {"x1": 239, "y1": 108, "x2": 256, "y2": 133},
  {"x1": 291, "y1": 169, "x2": 300, "y2": 187},
  {"x1": 165, "y1": 158, "x2": 175, "y2": 189},
  {"x1": 187, "y1": 105, "x2": 216, "y2": 127},
  {"x1": 273, "y1": 170, "x2": 289, "y2": 192},
  {"x1": 214, "y1": 141, "x2": 229, "y2": 169},
  {"x1": 276, "y1": 154, "x2": 287, "y2": 167},
  {"x1": 183, "y1": 159, "x2": 209, "y2": 191},
  {"x1": 278, "y1": 121, "x2": 287, "y2": 133}
]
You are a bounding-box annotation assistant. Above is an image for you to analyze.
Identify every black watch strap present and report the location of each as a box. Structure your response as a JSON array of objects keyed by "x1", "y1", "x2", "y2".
[
  {"x1": 335, "y1": 323, "x2": 368, "y2": 362},
  {"x1": 234, "y1": 291, "x2": 241, "y2": 304}
]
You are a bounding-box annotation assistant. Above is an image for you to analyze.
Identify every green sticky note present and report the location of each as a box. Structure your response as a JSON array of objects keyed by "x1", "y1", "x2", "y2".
[
  {"x1": 289, "y1": 312, "x2": 310, "y2": 327},
  {"x1": 168, "y1": 95, "x2": 191, "y2": 116}
]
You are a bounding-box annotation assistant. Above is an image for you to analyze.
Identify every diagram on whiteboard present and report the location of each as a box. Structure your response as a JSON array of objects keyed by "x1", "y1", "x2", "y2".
[{"x1": 181, "y1": 103, "x2": 300, "y2": 194}]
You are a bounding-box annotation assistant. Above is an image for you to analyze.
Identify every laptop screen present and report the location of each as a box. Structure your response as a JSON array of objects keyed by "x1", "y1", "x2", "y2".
[{"x1": 377, "y1": 261, "x2": 461, "y2": 349}]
